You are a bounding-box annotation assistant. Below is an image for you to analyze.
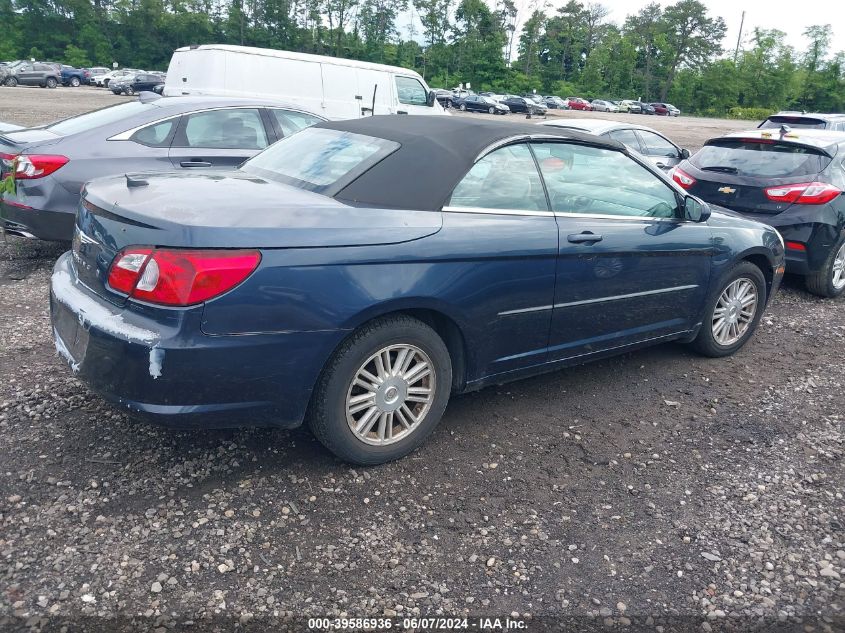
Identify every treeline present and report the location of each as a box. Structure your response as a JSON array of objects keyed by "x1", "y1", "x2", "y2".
[{"x1": 1, "y1": 0, "x2": 843, "y2": 116}]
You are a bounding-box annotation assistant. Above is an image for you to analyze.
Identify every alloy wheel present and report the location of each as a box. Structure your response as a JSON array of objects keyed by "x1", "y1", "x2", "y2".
[
  {"x1": 711, "y1": 277, "x2": 758, "y2": 346},
  {"x1": 832, "y1": 242, "x2": 845, "y2": 290},
  {"x1": 345, "y1": 344, "x2": 436, "y2": 446}
]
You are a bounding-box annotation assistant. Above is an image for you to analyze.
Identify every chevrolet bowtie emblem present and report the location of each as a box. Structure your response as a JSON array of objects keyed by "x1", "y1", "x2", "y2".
[{"x1": 718, "y1": 186, "x2": 736, "y2": 194}]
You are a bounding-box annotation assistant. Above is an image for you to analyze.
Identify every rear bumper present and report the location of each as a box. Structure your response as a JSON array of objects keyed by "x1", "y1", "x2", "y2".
[
  {"x1": 49, "y1": 252, "x2": 343, "y2": 429},
  {"x1": 1, "y1": 199, "x2": 75, "y2": 241},
  {"x1": 727, "y1": 210, "x2": 843, "y2": 276}
]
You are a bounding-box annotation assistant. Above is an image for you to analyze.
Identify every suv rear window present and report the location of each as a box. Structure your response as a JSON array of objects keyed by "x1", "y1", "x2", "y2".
[
  {"x1": 691, "y1": 139, "x2": 832, "y2": 178},
  {"x1": 759, "y1": 116, "x2": 828, "y2": 129}
]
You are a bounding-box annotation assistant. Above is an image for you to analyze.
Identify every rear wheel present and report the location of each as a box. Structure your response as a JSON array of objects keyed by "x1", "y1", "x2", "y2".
[
  {"x1": 805, "y1": 234, "x2": 845, "y2": 298},
  {"x1": 46, "y1": 77, "x2": 57, "y2": 89},
  {"x1": 70, "y1": 76, "x2": 80, "y2": 87},
  {"x1": 488, "y1": 106, "x2": 495, "y2": 114},
  {"x1": 103, "y1": 79, "x2": 110, "y2": 88},
  {"x1": 308, "y1": 315, "x2": 452, "y2": 465},
  {"x1": 125, "y1": 86, "x2": 135, "y2": 96},
  {"x1": 5, "y1": 77, "x2": 17, "y2": 87},
  {"x1": 459, "y1": 103, "x2": 466, "y2": 111},
  {"x1": 691, "y1": 262, "x2": 766, "y2": 358}
]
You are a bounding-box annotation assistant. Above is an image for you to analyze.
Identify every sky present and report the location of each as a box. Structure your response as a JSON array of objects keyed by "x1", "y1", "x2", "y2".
[{"x1": 401, "y1": 0, "x2": 845, "y2": 58}]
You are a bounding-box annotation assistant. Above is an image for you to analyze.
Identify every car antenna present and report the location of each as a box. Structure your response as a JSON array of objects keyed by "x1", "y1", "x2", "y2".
[{"x1": 125, "y1": 174, "x2": 149, "y2": 188}]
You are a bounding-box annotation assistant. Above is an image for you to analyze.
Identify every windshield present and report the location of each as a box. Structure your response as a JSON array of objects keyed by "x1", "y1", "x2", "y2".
[
  {"x1": 241, "y1": 127, "x2": 399, "y2": 193},
  {"x1": 46, "y1": 102, "x2": 158, "y2": 136},
  {"x1": 692, "y1": 139, "x2": 831, "y2": 178}
]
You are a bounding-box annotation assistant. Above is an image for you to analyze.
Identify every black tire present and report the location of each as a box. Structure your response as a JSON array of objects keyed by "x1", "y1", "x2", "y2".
[
  {"x1": 103, "y1": 79, "x2": 110, "y2": 88},
  {"x1": 70, "y1": 76, "x2": 80, "y2": 87},
  {"x1": 691, "y1": 261, "x2": 767, "y2": 358},
  {"x1": 459, "y1": 103, "x2": 466, "y2": 111},
  {"x1": 445, "y1": 100, "x2": 452, "y2": 109},
  {"x1": 805, "y1": 232, "x2": 845, "y2": 298},
  {"x1": 308, "y1": 315, "x2": 452, "y2": 465},
  {"x1": 125, "y1": 86, "x2": 134, "y2": 96},
  {"x1": 5, "y1": 76, "x2": 17, "y2": 87},
  {"x1": 46, "y1": 77, "x2": 57, "y2": 89},
  {"x1": 488, "y1": 106, "x2": 495, "y2": 114}
]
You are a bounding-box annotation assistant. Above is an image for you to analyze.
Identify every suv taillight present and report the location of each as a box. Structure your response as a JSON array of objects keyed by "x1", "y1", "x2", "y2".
[
  {"x1": 764, "y1": 182, "x2": 841, "y2": 205},
  {"x1": 13, "y1": 155, "x2": 69, "y2": 180},
  {"x1": 107, "y1": 248, "x2": 261, "y2": 306},
  {"x1": 671, "y1": 167, "x2": 696, "y2": 189}
]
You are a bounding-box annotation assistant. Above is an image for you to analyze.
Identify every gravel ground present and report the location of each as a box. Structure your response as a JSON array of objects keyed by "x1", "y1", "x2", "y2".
[{"x1": 0, "y1": 89, "x2": 843, "y2": 633}]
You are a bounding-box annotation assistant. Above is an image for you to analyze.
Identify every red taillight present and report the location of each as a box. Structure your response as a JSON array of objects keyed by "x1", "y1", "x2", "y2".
[
  {"x1": 107, "y1": 248, "x2": 261, "y2": 306},
  {"x1": 764, "y1": 182, "x2": 841, "y2": 205},
  {"x1": 13, "y1": 155, "x2": 69, "y2": 180},
  {"x1": 785, "y1": 241, "x2": 806, "y2": 252},
  {"x1": 0, "y1": 152, "x2": 18, "y2": 179},
  {"x1": 672, "y1": 167, "x2": 696, "y2": 189}
]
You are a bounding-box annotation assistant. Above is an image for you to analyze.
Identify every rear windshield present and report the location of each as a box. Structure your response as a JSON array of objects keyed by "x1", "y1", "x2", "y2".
[
  {"x1": 759, "y1": 116, "x2": 828, "y2": 130},
  {"x1": 46, "y1": 102, "x2": 157, "y2": 136},
  {"x1": 241, "y1": 127, "x2": 399, "y2": 193},
  {"x1": 691, "y1": 139, "x2": 832, "y2": 178}
]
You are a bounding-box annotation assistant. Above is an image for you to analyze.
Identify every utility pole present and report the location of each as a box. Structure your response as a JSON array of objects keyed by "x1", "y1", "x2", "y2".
[{"x1": 733, "y1": 10, "x2": 745, "y2": 63}]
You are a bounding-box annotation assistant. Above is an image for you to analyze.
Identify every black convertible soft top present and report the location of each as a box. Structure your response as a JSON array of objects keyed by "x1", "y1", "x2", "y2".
[{"x1": 315, "y1": 115, "x2": 624, "y2": 211}]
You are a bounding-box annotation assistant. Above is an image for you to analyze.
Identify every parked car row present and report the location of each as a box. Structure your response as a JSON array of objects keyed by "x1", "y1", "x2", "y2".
[
  {"x1": 3, "y1": 44, "x2": 839, "y2": 467},
  {"x1": 0, "y1": 60, "x2": 167, "y2": 90}
]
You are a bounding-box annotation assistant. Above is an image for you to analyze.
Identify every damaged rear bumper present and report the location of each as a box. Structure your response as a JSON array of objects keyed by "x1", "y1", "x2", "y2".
[{"x1": 49, "y1": 252, "x2": 331, "y2": 430}]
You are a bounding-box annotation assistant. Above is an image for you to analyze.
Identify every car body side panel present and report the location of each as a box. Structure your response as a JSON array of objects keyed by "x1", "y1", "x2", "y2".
[{"x1": 202, "y1": 211, "x2": 559, "y2": 379}]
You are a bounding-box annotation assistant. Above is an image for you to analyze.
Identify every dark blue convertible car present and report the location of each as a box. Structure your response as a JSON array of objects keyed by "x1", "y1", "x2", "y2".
[{"x1": 51, "y1": 116, "x2": 785, "y2": 464}]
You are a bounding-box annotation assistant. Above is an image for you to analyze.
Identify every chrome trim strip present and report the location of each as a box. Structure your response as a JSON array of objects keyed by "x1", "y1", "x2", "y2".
[
  {"x1": 554, "y1": 284, "x2": 698, "y2": 309},
  {"x1": 108, "y1": 105, "x2": 322, "y2": 141},
  {"x1": 498, "y1": 304, "x2": 554, "y2": 316},
  {"x1": 498, "y1": 285, "x2": 698, "y2": 317},
  {"x1": 553, "y1": 211, "x2": 685, "y2": 223},
  {"x1": 442, "y1": 205, "x2": 551, "y2": 218}
]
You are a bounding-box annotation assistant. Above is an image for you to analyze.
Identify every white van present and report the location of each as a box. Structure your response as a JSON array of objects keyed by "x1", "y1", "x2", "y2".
[{"x1": 163, "y1": 45, "x2": 447, "y2": 120}]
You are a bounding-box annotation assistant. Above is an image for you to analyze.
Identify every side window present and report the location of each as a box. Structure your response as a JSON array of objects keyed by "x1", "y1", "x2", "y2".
[
  {"x1": 637, "y1": 130, "x2": 679, "y2": 157},
  {"x1": 607, "y1": 129, "x2": 643, "y2": 152},
  {"x1": 131, "y1": 118, "x2": 177, "y2": 147},
  {"x1": 271, "y1": 109, "x2": 323, "y2": 137},
  {"x1": 179, "y1": 109, "x2": 268, "y2": 150},
  {"x1": 533, "y1": 142, "x2": 679, "y2": 218},
  {"x1": 35, "y1": 64, "x2": 50, "y2": 71},
  {"x1": 448, "y1": 144, "x2": 548, "y2": 211},
  {"x1": 395, "y1": 76, "x2": 428, "y2": 106}
]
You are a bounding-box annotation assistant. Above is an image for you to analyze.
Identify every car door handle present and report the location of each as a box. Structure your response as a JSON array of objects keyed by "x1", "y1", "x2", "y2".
[
  {"x1": 180, "y1": 160, "x2": 212, "y2": 167},
  {"x1": 655, "y1": 162, "x2": 667, "y2": 169},
  {"x1": 397, "y1": 110, "x2": 408, "y2": 115},
  {"x1": 567, "y1": 232, "x2": 603, "y2": 244}
]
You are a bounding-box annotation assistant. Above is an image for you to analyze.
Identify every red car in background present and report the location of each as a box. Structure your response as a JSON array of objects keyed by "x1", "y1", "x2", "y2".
[
  {"x1": 567, "y1": 97, "x2": 593, "y2": 111},
  {"x1": 650, "y1": 103, "x2": 670, "y2": 116}
]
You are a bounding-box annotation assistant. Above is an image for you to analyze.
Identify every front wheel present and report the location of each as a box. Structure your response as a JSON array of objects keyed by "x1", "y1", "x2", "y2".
[
  {"x1": 70, "y1": 77, "x2": 80, "y2": 87},
  {"x1": 46, "y1": 77, "x2": 57, "y2": 89},
  {"x1": 691, "y1": 262, "x2": 767, "y2": 358},
  {"x1": 125, "y1": 86, "x2": 135, "y2": 96},
  {"x1": 459, "y1": 103, "x2": 466, "y2": 111},
  {"x1": 488, "y1": 106, "x2": 495, "y2": 114},
  {"x1": 308, "y1": 315, "x2": 452, "y2": 465},
  {"x1": 5, "y1": 76, "x2": 17, "y2": 87},
  {"x1": 445, "y1": 100, "x2": 452, "y2": 109},
  {"x1": 805, "y1": 234, "x2": 845, "y2": 298}
]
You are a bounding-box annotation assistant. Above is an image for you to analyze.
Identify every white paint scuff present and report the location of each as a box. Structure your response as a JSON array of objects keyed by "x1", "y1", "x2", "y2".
[
  {"x1": 51, "y1": 269, "x2": 160, "y2": 345},
  {"x1": 148, "y1": 346, "x2": 165, "y2": 379},
  {"x1": 53, "y1": 328, "x2": 80, "y2": 373}
]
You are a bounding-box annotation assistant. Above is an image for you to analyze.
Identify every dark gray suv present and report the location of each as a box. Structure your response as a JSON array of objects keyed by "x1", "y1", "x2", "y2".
[
  {"x1": 4, "y1": 62, "x2": 61, "y2": 88},
  {"x1": 1, "y1": 95, "x2": 325, "y2": 240}
]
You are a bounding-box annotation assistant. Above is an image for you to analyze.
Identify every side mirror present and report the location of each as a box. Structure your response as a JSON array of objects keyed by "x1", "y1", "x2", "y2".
[
  {"x1": 684, "y1": 195, "x2": 711, "y2": 223},
  {"x1": 680, "y1": 148, "x2": 690, "y2": 159},
  {"x1": 427, "y1": 90, "x2": 436, "y2": 107}
]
